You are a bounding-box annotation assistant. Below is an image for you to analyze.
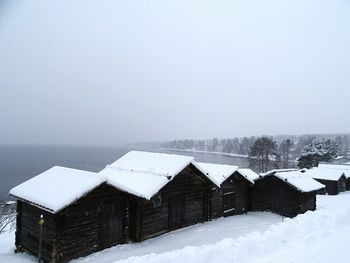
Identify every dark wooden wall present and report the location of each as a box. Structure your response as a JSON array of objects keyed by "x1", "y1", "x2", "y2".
[
  {"x1": 15, "y1": 200, "x2": 57, "y2": 262},
  {"x1": 338, "y1": 175, "x2": 347, "y2": 193},
  {"x1": 16, "y1": 184, "x2": 129, "y2": 263},
  {"x1": 56, "y1": 184, "x2": 129, "y2": 262},
  {"x1": 346, "y1": 178, "x2": 350, "y2": 191},
  {"x1": 210, "y1": 173, "x2": 250, "y2": 219},
  {"x1": 249, "y1": 176, "x2": 317, "y2": 218},
  {"x1": 130, "y1": 164, "x2": 211, "y2": 241},
  {"x1": 314, "y1": 177, "x2": 345, "y2": 195}
]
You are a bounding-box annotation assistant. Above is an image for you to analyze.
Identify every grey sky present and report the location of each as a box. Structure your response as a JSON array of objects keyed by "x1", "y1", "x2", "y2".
[{"x1": 0, "y1": 0, "x2": 349, "y2": 145}]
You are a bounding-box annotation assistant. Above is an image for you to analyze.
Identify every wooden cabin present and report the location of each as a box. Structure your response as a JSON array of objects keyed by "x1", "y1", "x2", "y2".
[
  {"x1": 303, "y1": 168, "x2": 347, "y2": 195},
  {"x1": 197, "y1": 163, "x2": 259, "y2": 219},
  {"x1": 249, "y1": 171, "x2": 325, "y2": 217},
  {"x1": 10, "y1": 151, "x2": 217, "y2": 262},
  {"x1": 318, "y1": 164, "x2": 350, "y2": 191},
  {"x1": 99, "y1": 151, "x2": 216, "y2": 241},
  {"x1": 9, "y1": 166, "x2": 131, "y2": 263}
]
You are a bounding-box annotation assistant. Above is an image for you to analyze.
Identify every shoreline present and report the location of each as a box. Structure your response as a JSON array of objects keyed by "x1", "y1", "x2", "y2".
[{"x1": 160, "y1": 148, "x2": 250, "y2": 159}]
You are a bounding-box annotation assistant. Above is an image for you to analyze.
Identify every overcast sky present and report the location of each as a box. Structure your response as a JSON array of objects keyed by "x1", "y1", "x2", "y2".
[{"x1": 0, "y1": 0, "x2": 349, "y2": 145}]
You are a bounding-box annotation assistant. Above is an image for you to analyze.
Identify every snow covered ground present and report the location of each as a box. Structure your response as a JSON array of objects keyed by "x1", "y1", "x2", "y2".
[{"x1": 1, "y1": 193, "x2": 350, "y2": 263}]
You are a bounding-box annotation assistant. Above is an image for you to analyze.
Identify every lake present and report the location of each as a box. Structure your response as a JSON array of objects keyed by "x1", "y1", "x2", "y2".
[{"x1": 0, "y1": 145, "x2": 250, "y2": 200}]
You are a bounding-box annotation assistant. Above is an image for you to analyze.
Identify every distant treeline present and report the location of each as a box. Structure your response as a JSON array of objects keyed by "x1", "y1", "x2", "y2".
[{"x1": 160, "y1": 133, "x2": 350, "y2": 161}]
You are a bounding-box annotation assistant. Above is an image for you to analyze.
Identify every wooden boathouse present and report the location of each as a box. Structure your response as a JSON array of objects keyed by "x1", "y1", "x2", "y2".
[
  {"x1": 318, "y1": 164, "x2": 350, "y2": 191},
  {"x1": 197, "y1": 162, "x2": 259, "y2": 219},
  {"x1": 99, "y1": 151, "x2": 216, "y2": 242},
  {"x1": 249, "y1": 170, "x2": 325, "y2": 217},
  {"x1": 9, "y1": 166, "x2": 131, "y2": 263},
  {"x1": 303, "y1": 167, "x2": 347, "y2": 195}
]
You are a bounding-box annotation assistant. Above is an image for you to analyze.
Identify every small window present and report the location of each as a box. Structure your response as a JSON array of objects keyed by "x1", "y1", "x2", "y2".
[
  {"x1": 151, "y1": 193, "x2": 162, "y2": 208},
  {"x1": 223, "y1": 192, "x2": 236, "y2": 213}
]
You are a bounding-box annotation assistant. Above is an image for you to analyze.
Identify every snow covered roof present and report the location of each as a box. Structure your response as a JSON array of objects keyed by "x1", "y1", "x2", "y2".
[
  {"x1": 308, "y1": 168, "x2": 346, "y2": 180},
  {"x1": 109, "y1": 151, "x2": 200, "y2": 177},
  {"x1": 100, "y1": 151, "x2": 209, "y2": 199},
  {"x1": 9, "y1": 166, "x2": 105, "y2": 213},
  {"x1": 100, "y1": 167, "x2": 172, "y2": 200},
  {"x1": 237, "y1": 169, "x2": 260, "y2": 184},
  {"x1": 318, "y1": 164, "x2": 350, "y2": 178},
  {"x1": 260, "y1": 169, "x2": 298, "y2": 177},
  {"x1": 273, "y1": 171, "x2": 325, "y2": 193},
  {"x1": 303, "y1": 168, "x2": 346, "y2": 181},
  {"x1": 196, "y1": 162, "x2": 239, "y2": 187}
]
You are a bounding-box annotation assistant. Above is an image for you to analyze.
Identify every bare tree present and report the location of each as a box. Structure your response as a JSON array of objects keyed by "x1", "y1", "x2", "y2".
[
  {"x1": 249, "y1": 137, "x2": 278, "y2": 173},
  {"x1": 0, "y1": 202, "x2": 16, "y2": 234}
]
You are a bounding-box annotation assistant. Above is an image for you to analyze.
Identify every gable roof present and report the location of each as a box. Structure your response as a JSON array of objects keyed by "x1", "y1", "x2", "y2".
[
  {"x1": 99, "y1": 151, "x2": 209, "y2": 200},
  {"x1": 273, "y1": 171, "x2": 325, "y2": 193},
  {"x1": 318, "y1": 164, "x2": 350, "y2": 178},
  {"x1": 196, "y1": 162, "x2": 239, "y2": 187},
  {"x1": 237, "y1": 168, "x2": 260, "y2": 184},
  {"x1": 303, "y1": 167, "x2": 346, "y2": 181},
  {"x1": 260, "y1": 168, "x2": 298, "y2": 177},
  {"x1": 9, "y1": 151, "x2": 211, "y2": 213},
  {"x1": 9, "y1": 166, "x2": 105, "y2": 213}
]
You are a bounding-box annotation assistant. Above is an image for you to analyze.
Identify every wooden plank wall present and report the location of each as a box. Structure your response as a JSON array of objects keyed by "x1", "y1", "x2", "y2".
[
  {"x1": 314, "y1": 179, "x2": 339, "y2": 195},
  {"x1": 210, "y1": 174, "x2": 249, "y2": 219},
  {"x1": 56, "y1": 184, "x2": 128, "y2": 263},
  {"x1": 16, "y1": 200, "x2": 57, "y2": 262},
  {"x1": 249, "y1": 176, "x2": 316, "y2": 217},
  {"x1": 137, "y1": 164, "x2": 210, "y2": 240}
]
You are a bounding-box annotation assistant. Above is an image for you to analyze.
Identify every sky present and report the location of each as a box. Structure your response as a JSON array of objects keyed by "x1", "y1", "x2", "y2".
[{"x1": 0, "y1": 0, "x2": 349, "y2": 146}]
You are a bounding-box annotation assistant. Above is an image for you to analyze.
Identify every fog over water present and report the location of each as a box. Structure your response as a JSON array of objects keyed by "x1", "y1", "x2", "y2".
[{"x1": 0, "y1": 0, "x2": 349, "y2": 145}]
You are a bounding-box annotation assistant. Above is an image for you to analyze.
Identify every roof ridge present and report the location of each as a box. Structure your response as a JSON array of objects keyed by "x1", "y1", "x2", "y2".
[{"x1": 106, "y1": 165, "x2": 173, "y2": 178}]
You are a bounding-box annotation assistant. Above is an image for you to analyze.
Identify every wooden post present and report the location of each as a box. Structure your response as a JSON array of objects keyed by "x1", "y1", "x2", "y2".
[{"x1": 38, "y1": 214, "x2": 45, "y2": 263}]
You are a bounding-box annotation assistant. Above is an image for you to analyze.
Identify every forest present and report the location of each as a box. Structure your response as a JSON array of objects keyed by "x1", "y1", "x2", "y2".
[{"x1": 160, "y1": 134, "x2": 350, "y2": 172}]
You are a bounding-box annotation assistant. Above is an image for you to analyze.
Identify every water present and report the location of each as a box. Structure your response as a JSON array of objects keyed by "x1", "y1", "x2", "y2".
[{"x1": 0, "y1": 145, "x2": 250, "y2": 200}]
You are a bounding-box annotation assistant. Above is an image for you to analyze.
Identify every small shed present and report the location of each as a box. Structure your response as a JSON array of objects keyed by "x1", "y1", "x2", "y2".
[
  {"x1": 9, "y1": 166, "x2": 131, "y2": 263},
  {"x1": 303, "y1": 167, "x2": 347, "y2": 195},
  {"x1": 99, "y1": 151, "x2": 215, "y2": 241},
  {"x1": 249, "y1": 171, "x2": 325, "y2": 217},
  {"x1": 197, "y1": 163, "x2": 258, "y2": 219},
  {"x1": 318, "y1": 164, "x2": 350, "y2": 190}
]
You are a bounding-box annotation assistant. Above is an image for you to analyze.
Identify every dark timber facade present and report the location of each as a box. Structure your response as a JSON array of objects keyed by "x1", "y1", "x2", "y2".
[
  {"x1": 15, "y1": 184, "x2": 130, "y2": 263},
  {"x1": 248, "y1": 176, "x2": 318, "y2": 218},
  {"x1": 14, "y1": 164, "x2": 214, "y2": 262},
  {"x1": 209, "y1": 172, "x2": 251, "y2": 219},
  {"x1": 129, "y1": 163, "x2": 213, "y2": 241},
  {"x1": 313, "y1": 174, "x2": 347, "y2": 195}
]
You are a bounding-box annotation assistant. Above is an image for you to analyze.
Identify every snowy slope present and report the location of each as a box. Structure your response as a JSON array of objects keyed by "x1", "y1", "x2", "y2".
[{"x1": 1, "y1": 193, "x2": 350, "y2": 263}]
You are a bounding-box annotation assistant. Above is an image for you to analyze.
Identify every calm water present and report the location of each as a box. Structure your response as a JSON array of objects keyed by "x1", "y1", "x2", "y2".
[{"x1": 0, "y1": 145, "x2": 249, "y2": 200}]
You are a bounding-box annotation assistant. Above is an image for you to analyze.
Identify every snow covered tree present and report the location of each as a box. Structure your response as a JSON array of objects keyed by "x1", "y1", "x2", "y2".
[
  {"x1": 249, "y1": 137, "x2": 278, "y2": 173},
  {"x1": 297, "y1": 139, "x2": 339, "y2": 169}
]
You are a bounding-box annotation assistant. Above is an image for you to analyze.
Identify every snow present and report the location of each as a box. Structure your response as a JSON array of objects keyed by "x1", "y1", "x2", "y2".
[
  {"x1": 236, "y1": 168, "x2": 259, "y2": 184},
  {"x1": 109, "y1": 151, "x2": 198, "y2": 177},
  {"x1": 260, "y1": 168, "x2": 298, "y2": 177},
  {"x1": 98, "y1": 151, "x2": 210, "y2": 200},
  {"x1": 318, "y1": 164, "x2": 350, "y2": 178},
  {"x1": 2, "y1": 193, "x2": 350, "y2": 263},
  {"x1": 162, "y1": 148, "x2": 249, "y2": 159},
  {"x1": 9, "y1": 166, "x2": 105, "y2": 213},
  {"x1": 273, "y1": 171, "x2": 325, "y2": 192},
  {"x1": 196, "y1": 162, "x2": 238, "y2": 187},
  {"x1": 100, "y1": 167, "x2": 172, "y2": 200},
  {"x1": 303, "y1": 167, "x2": 346, "y2": 181}
]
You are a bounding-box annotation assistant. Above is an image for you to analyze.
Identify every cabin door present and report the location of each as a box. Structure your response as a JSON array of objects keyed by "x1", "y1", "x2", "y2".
[
  {"x1": 168, "y1": 194, "x2": 185, "y2": 229},
  {"x1": 223, "y1": 190, "x2": 236, "y2": 215},
  {"x1": 99, "y1": 201, "x2": 125, "y2": 248}
]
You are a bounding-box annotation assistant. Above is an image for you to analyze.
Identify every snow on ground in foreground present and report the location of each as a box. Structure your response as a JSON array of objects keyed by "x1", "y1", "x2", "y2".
[{"x1": 1, "y1": 193, "x2": 350, "y2": 263}]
